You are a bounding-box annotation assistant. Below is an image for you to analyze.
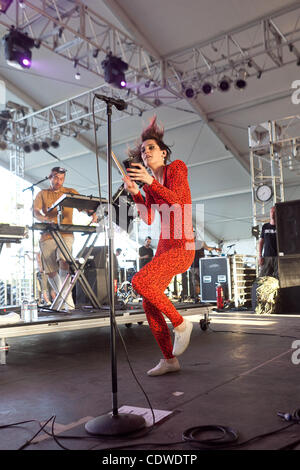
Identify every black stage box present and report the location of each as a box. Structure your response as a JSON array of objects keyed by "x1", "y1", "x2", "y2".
[
  {"x1": 76, "y1": 268, "x2": 110, "y2": 306},
  {"x1": 275, "y1": 200, "x2": 300, "y2": 312},
  {"x1": 278, "y1": 255, "x2": 300, "y2": 289},
  {"x1": 80, "y1": 246, "x2": 117, "y2": 270},
  {"x1": 276, "y1": 199, "x2": 300, "y2": 256},
  {"x1": 278, "y1": 286, "x2": 300, "y2": 314},
  {"x1": 200, "y1": 257, "x2": 231, "y2": 302}
]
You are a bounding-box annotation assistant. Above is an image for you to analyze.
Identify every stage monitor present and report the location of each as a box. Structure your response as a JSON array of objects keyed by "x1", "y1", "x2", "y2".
[{"x1": 276, "y1": 200, "x2": 300, "y2": 256}]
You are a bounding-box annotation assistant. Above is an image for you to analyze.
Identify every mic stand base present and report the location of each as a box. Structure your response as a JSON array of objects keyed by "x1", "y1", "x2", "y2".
[{"x1": 85, "y1": 412, "x2": 145, "y2": 436}]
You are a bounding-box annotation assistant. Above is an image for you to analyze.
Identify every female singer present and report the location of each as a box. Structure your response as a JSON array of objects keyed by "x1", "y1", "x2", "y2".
[{"x1": 123, "y1": 117, "x2": 195, "y2": 376}]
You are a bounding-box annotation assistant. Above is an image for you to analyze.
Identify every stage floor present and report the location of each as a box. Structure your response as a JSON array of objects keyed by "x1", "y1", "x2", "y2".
[{"x1": 0, "y1": 307, "x2": 300, "y2": 453}]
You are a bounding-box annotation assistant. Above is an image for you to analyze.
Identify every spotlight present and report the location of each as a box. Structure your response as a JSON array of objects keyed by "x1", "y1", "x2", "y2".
[
  {"x1": 0, "y1": 141, "x2": 7, "y2": 150},
  {"x1": 101, "y1": 52, "x2": 128, "y2": 89},
  {"x1": 201, "y1": 82, "x2": 214, "y2": 95},
  {"x1": 32, "y1": 141, "x2": 41, "y2": 151},
  {"x1": 75, "y1": 71, "x2": 81, "y2": 80},
  {"x1": 217, "y1": 76, "x2": 232, "y2": 92},
  {"x1": 50, "y1": 135, "x2": 60, "y2": 148},
  {"x1": 153, "y1": 98, "x2": 162, "y2": 107},
  {"x1": 2, "y1": 28, "x2": 35, "y2": 70},
  {"x1": 41, "y1": 138, "x2": 51, "y2": 150},
  {"x1": 0, "y1": 0, "x2": 13, "y2": 13},
  {"x1": 251, "y1": 225, "x2": 260, "y2": 239},
  {"x1": 234, "y1": 69, "x2": 248, "y2": 90},
  {"x1": 23, "y1": 143, "x2": 31, "y2": 153},
  {"x1": 184, "y1": 87, "x2": 195, "y2": 98}
]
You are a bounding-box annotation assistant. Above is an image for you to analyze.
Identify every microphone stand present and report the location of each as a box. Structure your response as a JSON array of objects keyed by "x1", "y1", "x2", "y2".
[
  {"x1": 85, "y1": 95, "x2": 145, "y2": 436},
  {"x1": 23, "y1": 176, "x2": 49, "y2": 302}
]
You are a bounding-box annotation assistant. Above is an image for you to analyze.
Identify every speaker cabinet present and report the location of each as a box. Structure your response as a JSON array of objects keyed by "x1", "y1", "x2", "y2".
[
  {"x1": 200, "y1": 257, "x2": 231, "y2": 302},
  {"x1": 278, "y1": 286, "x2": 300, "y2": 313},
  {"x1": 76, "y1": 268, "x2": 110, "y2": 306},
  {"x1": 275, "y1": 200, "x2": 300, "y2": 313},
  {"x1": 79, "y1": 246, "x2": 117, "y2": 272},
  {"x1": 276, "y1": 199, "x2": 300, "y2": 256}
]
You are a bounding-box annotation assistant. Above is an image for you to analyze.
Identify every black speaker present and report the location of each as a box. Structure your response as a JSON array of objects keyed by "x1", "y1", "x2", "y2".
[
  {"x1": 278, "y1": 255, "x2": 300, "y2": 289},
  {"x1": 76, "y1": 268, "x2": 110, "y2": 306},
  {"x1": 200, "y1": 257, "x2": 231, "y2": 302},
  {"x1": 276, "y1": 200, "x2": 300, "y2": 255},
  {"x1": 80, "y1": 246, "x2": 117, "y2": 274},
  {"x1": 278, "y1": 286, "x2": 300, "y2": 313}
]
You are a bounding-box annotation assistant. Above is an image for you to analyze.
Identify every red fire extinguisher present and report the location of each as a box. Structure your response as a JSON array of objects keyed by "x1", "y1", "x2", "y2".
[{"x1": 216, "y1": 283, "x2": 224, "y2": 309}]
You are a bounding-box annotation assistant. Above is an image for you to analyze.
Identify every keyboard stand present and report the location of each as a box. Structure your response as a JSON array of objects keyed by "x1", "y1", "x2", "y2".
[
  {"x1": 32, "y1": 223, "x2": 103, "y2": 310},
  {"x1": 50, "y1": 229, "x2": 102, "y2": 310}
]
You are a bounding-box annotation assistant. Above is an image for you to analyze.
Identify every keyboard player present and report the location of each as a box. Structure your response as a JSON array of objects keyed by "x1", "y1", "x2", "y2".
[{"x1": 33, "y1": 166, "x2": 98, "y2": 311}]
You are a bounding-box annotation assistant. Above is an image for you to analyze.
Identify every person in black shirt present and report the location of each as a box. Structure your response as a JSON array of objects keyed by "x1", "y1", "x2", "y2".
[
  {"x1": 139, "y1": 236, "x2": 154, "y2": 270},
  {"x1": 258, "y1": 206, "x2": 278, "y2": 278}
]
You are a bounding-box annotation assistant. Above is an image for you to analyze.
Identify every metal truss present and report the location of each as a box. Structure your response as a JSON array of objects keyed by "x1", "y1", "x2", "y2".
[
  {"x1": 1, "y1": 1, "x2": 300, "y2": 103},
  {"x1": 11, "y1": 83, "x2": 157, "y2": 145},
  {"x1": 249, "y1": 121, "x2": 285, "y2": 229},
  {"x1": 2, "y1": 1, "x2": 300, "y2": 146},
  {"x1": 164, "y1": 3, "x2": 300, "y2": 95}
]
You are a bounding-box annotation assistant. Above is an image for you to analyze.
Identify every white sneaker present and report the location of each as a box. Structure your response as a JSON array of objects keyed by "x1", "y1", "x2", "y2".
[
  {"x1": 147, "y1": 358, "x2": 180, "y2": 376},
  {"x1": 62, "y1": 293, "x2": 75, "y2": 312},
  {"x1": 172, "y1": 319, "x2": 193, "y2": 356}
]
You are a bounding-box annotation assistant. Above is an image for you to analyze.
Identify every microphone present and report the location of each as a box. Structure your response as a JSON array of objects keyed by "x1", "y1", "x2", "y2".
[
  {"x1": 22, "y1": 176, "x2": 49, "y2": 192},
  {"x1": 227, "y1": 244, "x2": 235, "y2": 248},
  {"x1": 94, "y1": 94, "x2": 127, "y2": 111}
]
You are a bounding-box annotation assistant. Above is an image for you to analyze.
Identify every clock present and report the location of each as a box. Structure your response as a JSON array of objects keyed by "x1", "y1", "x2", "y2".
[{"x1": 255, "y1": 184, "x2": 273, "y2": 202}]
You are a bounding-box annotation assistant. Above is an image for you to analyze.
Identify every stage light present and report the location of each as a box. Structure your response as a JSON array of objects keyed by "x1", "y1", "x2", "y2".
[
  {"x1": 32, "y1": 141, "x2": 41, "y2": 151},
  {"x1": 201, "y1": 81, "x2": 214, "y2": 95},
  {"x1": 0, "y1": 0, "x2": 13, "y2": 13},
  {"x1": 251, "y1": 225, "x2": 260, "y2": 239},
  {"x1": 217, "y1": 76, "x2": 232, "y2": 92},
  {"x1": 23, "y1": 143, "x2": 31, "y2": 153},
  {"x1": 101, "y1": 52, "x2": 128, "y2": 89},
  {"x1": 0, "y1": 140, "x2": 7, "y2": 150},
  {"x1": 75, "y1": 71, "x2": 81, "y2": 80},
  {"x1": 41, "y1": 138, "x2": 51, "y2": 150},
  {"x1": 2, "y1": 28, "x2": 35, "y2": 70},
  {"x1": 184, "y1": 87, "x2": 195, "y2": 98},
  {"x1": 50, "y1": 135, "x2": 60, "y2": 148},
  {"x1": 234, "y1": 69, "x2": 248, "y2": 90}
]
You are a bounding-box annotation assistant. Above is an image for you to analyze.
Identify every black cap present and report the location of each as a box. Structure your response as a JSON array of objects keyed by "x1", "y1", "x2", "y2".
[{"x1": 50, "y1": 166, "x2": 66, "y2": 176}]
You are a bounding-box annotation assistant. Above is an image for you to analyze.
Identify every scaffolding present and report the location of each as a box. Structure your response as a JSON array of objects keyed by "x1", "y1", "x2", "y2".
[
  {"x1": 8, "y1": 146, "x2": 35, "y2": 305},
  {"x1": 248, "y1": 114, "x2": 300, "y2": 272},
  {"x1": 249, "y1": 121, "x2": 285, "y2": 228}
]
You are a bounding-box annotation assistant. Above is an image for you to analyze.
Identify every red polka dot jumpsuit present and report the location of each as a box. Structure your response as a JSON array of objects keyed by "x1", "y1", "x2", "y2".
[{"x1": 132, "y1": 160, "x2": 195, "y2": 359}]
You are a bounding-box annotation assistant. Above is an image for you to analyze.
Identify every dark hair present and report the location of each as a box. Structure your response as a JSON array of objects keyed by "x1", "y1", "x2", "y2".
[
  {"x1": 127, "y1": 116, "x2": 172, "y2": 164},
  {"x1": 50, "y1": 166, "x2": 66, "y2": 177},
  {"x1": 145, "y1": 236, "x2": 151, "y2": 241}
]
